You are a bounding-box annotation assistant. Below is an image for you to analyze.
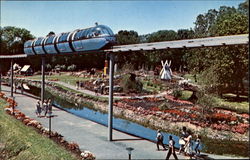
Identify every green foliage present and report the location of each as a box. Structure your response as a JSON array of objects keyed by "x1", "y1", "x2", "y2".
[
  {"x1": 238, "y1": 0, "x2": 249, "y2": 16},
  {"x1": 187, "y1": 1, "x2": 249, "y2": 96},
  {"x1": 0, "y1": 26, "x2": 34, "y2": 72},
  {"x1": 210, "y1": 10, "x2": 248, "y2": 36},
  {"x1": 177, "y1": 29, "x2": 195, "y2": 39},
  {"x1": 116, "y1": 30, "x2": 140, "y2": 45},
  {"x1": 158, "y1": 101, "x2": 170, "y2": 111},
  {"x1": 172, "y1": 89, "x2": 182, "y2": 99},
  {"x1": 0, "y1": 99, "x2": 77, "y2": 160},
  {"x1": 196, "y1": 91, "x2": 218, "y2": 109},
  {"x1": 147, "y1": 30, "x2": 177, "y2": 42},
  {"x1": 120, "y1": 74, "x2": 143, "y2": 93},
  {"x1": 179, "y1": 90, "x2": 193, "y2": 100}
]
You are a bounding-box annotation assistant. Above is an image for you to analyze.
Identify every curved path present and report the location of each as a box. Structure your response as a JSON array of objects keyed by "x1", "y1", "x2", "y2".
[{"x1": 54, "y1": 80, "x2": 168, "y2": 99}]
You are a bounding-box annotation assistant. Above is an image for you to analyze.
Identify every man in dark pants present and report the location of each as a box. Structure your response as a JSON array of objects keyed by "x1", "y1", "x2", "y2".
[
  {"x1": 166, "y1": 135, "x2": 178, "y2": 160},
  {"x1": 156, "y1": 130, "x2": 167, "y2": 150}
]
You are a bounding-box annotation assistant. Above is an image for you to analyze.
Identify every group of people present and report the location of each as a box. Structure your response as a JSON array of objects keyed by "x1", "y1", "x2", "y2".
[
  {"x1": 156, "y1": 127, "x2": 202, "y2": 160},
  {"x1": 35, "y1": 98, "x2": 53, "y2": 117},
  {"x1": 178, "y1": 126, "x2": 201, "y2": 157}
]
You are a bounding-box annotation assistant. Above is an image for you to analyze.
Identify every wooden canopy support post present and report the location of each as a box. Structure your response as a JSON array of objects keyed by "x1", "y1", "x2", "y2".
[
  {"x1": 10, "y1": 59, "x2": 14, "y2": 97},
  {"x1": 41, "y1": 56, "x2": 45, "y2": 104},
  {"x1": 108, "y1": 53, "x2": 114, "y2": 141}
]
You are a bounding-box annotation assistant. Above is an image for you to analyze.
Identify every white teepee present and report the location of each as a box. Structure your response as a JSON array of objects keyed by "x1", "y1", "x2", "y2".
[{"x1": 160, "y1": 60, "x2": 172, "y2": 80}]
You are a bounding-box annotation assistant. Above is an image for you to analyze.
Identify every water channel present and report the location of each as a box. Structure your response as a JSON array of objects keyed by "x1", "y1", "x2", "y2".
[
  {"x1": 26, "y1": 85, "x2": 185, "y2": 148},
  {"x1": 23, "y1": 85, "x2": 249, "y2": 157}
]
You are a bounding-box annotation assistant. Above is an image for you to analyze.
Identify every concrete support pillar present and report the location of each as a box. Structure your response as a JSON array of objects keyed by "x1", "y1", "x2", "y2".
[
  {"x1": 108, "y1": 53, "x2": 114, "y2": 141},
  {"x1": 41, "y1": 56, "x2": 45, "y2": 103},
  {"x1": 10, "y1": 59, "x2": 14, "y2": 97}
]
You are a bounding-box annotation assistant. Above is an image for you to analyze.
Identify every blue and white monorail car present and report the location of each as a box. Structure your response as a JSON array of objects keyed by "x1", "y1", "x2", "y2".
[
  {"x1": 24, "y1": 24, "x2": 116, "y2": 55},
  {"x1": 44, "y1": 35, "x2": 58, "y2": 54},
  {"x1": 24, "y1": 40, "x2": 35, "y2": 56},
  {"x1": 33, "y1": 37, "x2": 47, "y2": 54}
]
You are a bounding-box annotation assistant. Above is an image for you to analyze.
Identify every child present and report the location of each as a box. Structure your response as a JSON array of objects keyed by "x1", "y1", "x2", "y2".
[{"x1": 194, "y1": 134, "x2": 201, "y2": 156}]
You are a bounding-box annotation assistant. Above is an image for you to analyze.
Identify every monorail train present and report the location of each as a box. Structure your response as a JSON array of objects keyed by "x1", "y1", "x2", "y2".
[{"x1": 24, "y1": 24, "x2": 116, "y2": 55}]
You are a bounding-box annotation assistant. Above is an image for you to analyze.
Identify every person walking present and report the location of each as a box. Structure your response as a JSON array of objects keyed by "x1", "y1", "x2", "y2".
[
  {"x1": 47, "y1": 98, "x2": 53, "y2": 117},
  {"x1": 156, "y1": 130, "x2": 167, "y2": 150},
  {"x1": 35, "y1": 100, "x2": 42, "y2": 117},
  {"x1": 43, "y1": 100, "x2": 48, "y2": 117},
  {"x1": 166, "y1": 135, "x2": 178, "y2": 160},
  {"x1": 194, "y1": 134, "x2": 201, "y2": 156},
  {"x1": 178, "y1": 126, "x2": 189, "y2": 154},
  {"x1": 184, "y1": 130, "x2": 193, "y2": 157}
]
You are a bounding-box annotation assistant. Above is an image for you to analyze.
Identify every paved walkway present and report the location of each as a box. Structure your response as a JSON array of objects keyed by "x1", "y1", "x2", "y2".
[
  {"x1": 18, "y1": 77, "x2": 168, "y2": 99},
  {"x1": 1, "y1": 85, "x2": 247, "y2": 159}
]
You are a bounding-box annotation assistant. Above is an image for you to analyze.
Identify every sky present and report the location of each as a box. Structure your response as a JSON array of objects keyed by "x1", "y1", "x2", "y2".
[{"x1": 1, "y1": 0, "x2": 244, "y2": 37}]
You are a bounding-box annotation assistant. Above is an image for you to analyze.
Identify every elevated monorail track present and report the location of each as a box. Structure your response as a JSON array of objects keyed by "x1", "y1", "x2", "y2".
[
  {"x1": 106, "y1": 34, "x2": 248, "y2": 52},
  {"x1": 0, "y1": 34, "x2": 248, "y2": 59}
]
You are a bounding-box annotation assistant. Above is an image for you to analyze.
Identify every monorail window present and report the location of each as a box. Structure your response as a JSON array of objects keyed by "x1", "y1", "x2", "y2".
[
  {"x1": 80, "y1": 29, "x2": 88, "y2": 39},
  {"x1": 34, "y1": 39, "x2": 43, "y2": 46},
  {"x1": 92, "y1": 26, "x2": 114, "y2": 37},
  {"x1": 86, "y1": 28, "x2": 94, "y2": 38},
  {"x1": 106, "y1": 27, "x2": 114, "y2": 36},
  {"x1": 58, "y1": 33, "x2": 69, "y2": 42},
  {"x1": 74, "y1": 30, "x2": 83, "y2": 40},
  {"x1": 45, "y1": 36, "x2": 55, "y2": 44},
  {"x1": 24, "y1": 41, "x2": 32, "y2": 48}
]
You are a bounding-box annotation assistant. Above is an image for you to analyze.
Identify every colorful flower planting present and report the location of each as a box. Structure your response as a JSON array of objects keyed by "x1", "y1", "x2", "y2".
[
  {"x1": 115, "y1": 94, "x2": 249, "y2": 135},
  {"x1": 0, "y1": 92, "x2": 95, "y2": 160}
]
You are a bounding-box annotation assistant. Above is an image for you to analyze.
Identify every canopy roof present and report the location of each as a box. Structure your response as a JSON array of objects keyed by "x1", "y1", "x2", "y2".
[{"x1": 20, "y1": 65, "x2": 31, "y2": 72}]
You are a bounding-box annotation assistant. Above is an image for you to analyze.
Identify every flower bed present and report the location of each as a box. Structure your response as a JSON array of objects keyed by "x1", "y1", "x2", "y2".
[
  {"x1": 116, "y1": 95, "x2": 249, "y2": 135},
  {"x1": 1, "y1": 92, "x2": 95, "y2": 160}
]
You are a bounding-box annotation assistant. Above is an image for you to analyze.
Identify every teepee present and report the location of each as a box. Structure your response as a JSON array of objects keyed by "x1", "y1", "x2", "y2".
[{"x1": 160, "y1": 60, "x2": 172, "y2": 80}]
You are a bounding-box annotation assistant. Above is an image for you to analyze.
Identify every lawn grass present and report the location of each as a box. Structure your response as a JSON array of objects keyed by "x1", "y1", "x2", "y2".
[
  {"x1": 0, "y1": 98, "x2": 78, "y2": 160},
  {"x1": 179, "y1": 90, "x2": 193, "y2": 100},
  {"x1": 28, "y1": 74, "x2": 89, "y2": 86},
  {"x1": 214, "y1": 96, "x2": 249, "y2": 113},
  {"x1": 53, "y1": 83, "x2": 110, "y2": 102},
  {"x1": 142, "y1": 80, "x2": 165, "y2": 93},
  {"x1": 183, "y1": 73, "x2": 249, "y2": 113}
]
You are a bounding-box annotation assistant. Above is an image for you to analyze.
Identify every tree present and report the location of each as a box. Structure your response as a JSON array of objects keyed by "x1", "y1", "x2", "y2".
[
  {"x1": 194, "y1": 9, "x2": 218, "y2": 37},
  {"x1": 115, "y1": 30, "x2": 144, "y2": 69},
  {"x1": 187, "y1": 1, "x2": 249, "y2": 97},
  {"x1": 0, "y1": 26, "x2": 34, "y2": 73},
  {"x1": 177, "y1": 29, "x2": 195, "y2": 40},
  {"x1": 0, "y1": 26, "x2": 34, "y2": 55},
  {"x1": 116, "y1": 30, "x2": 140, "y2": 45},
  {"x1": 210, "y1": 6, "x2": 248, "y2": 36},
  {"x1": 147, "y1": 30, "x2": 177, "y2": 42},
  {"x1": 238, "y1": 0, "x2": 249, "y2": 16}
]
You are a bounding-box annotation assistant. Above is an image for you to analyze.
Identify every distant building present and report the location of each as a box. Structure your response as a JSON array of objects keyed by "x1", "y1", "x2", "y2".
[{"x1": 20, "y1": 65, "x2": 33, "y2": 76}]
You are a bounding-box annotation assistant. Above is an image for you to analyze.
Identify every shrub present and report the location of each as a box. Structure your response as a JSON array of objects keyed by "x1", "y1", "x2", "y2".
[
  {"x1": 120, "y1": 73, "x2": 143, "y2": 93},
  {"x1": 173, "y1": 89, "x2": 182, "y2": 99},
  {"x1": 158, "y1": 102, "x2": 170, "y2": 110}
]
